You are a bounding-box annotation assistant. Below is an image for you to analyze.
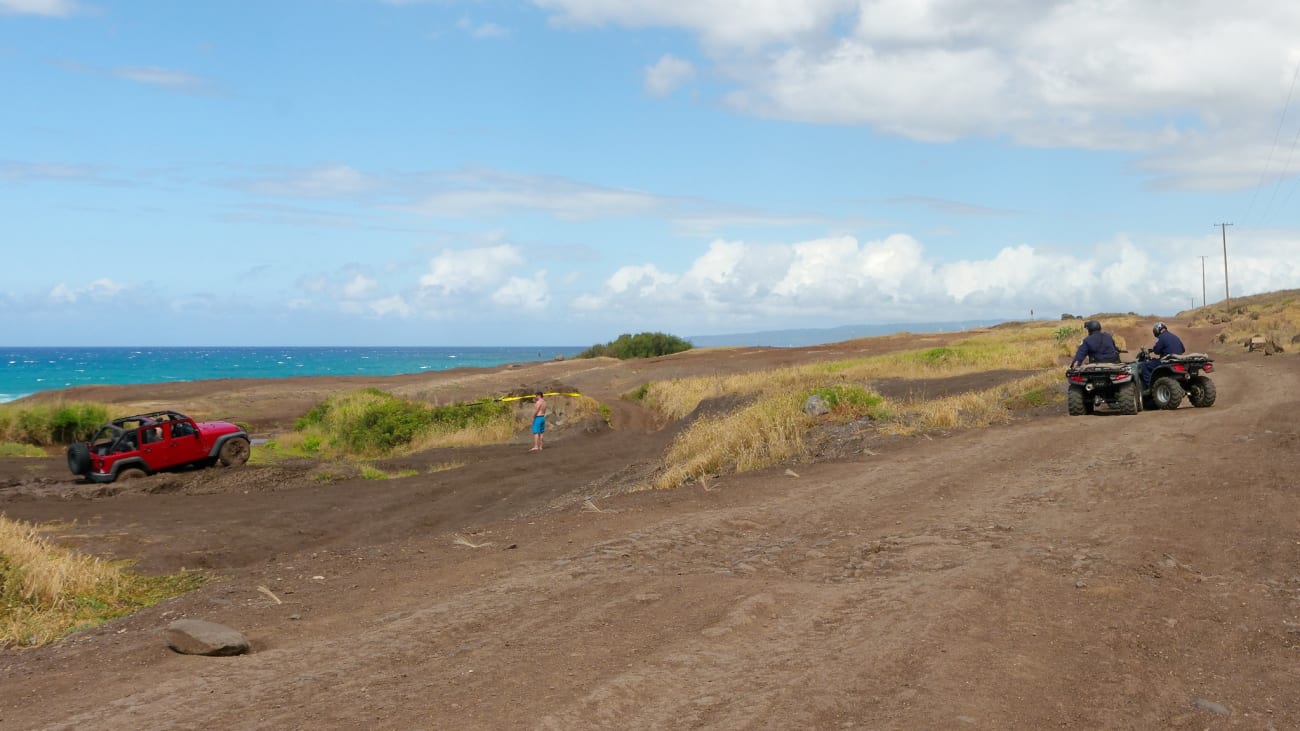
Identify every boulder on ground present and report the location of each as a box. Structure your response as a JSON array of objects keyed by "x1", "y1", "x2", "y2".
[
  {"x1": 803, "y1": 394, "x2": 830, "y2": 416},
  {"x1": 164, "y1": 619, "x2": 250, "y2": 656}
]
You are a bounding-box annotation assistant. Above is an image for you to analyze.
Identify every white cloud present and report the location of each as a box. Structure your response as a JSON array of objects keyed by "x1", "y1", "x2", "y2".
[
  {"x1": 0, "y1": 0, "x2": 78, "y2": 16},
  {"x1": 406, "y1": 168, "x2": 661, "y2": 220},
  {"x1": 0, "y1": 161, "x2": 99, "y2": 182},
  {"x1": 472, "y1": 22, "x2": 509, "y2": 39},
  {"x1": 644, "y1": 54, "x2": 695, "y2": 96},
  {"x1": 492, "y1": 270, "x2": 551, "y2": 310},
  {"x1": 342, "y1": 274, "x2": 379, "y2": 299},
  {"x1": 418, "y1": 244, "x2": 527, "y2": 294},
  {"x1": 113, "y1": 66, "x2": 209, "y2": 93},
  {"x1": 250, "y1": 165, "x2": 379, "y2": 198},
  {"x1": 47, "y1": 278, "x2": 126, "y2": 304},
  {"x1": 369, "y1": 295, "x2": 412, "y2": 317},
  {"x1": 569, "y1": 232, "x2": 1300, "y2": 329},
  {"x1": 537, "y1": 0, "x2": 1300, "y2": 190},
  {"x1": 535, "y1": 0, "x2": 855, "y2": 48}
]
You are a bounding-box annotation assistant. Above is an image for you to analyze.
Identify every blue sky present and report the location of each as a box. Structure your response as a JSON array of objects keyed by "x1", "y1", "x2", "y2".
[{"x1": 3, "y1": 0, "x2": 1299, "y2": 346}]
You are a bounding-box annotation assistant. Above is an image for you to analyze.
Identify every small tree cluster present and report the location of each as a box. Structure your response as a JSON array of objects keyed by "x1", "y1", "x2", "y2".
[{"x1": 576, "y1": 332, "x2": 693, "y2": 359}]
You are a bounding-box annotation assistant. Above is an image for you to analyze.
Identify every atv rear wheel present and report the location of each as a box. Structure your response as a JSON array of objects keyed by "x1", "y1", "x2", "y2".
[
  {"x1": 218, "y1": 437, "x2": 251, "y2": 467},
  {"x1": 1115, "y1": 382, "x2": 1140, "y2": 415},
  {"x1": 1067, "y1": 385, "x2": 1088, "y2": 416},
  {"x1": 1187, "y1": 376, "x2": 1217, "y2": 407},
  {"x1": 1151, "y1": 376, "x2": 1185, "y2": 410}
]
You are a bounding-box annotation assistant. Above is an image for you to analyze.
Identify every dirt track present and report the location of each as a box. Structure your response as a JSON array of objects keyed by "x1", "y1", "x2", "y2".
[{"x1": 2, "y1": 330, "x2": 1299, "y2": 729}]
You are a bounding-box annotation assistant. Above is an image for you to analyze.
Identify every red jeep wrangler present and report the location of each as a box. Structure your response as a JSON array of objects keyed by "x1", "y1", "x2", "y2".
[{"x1": 66, "y1": 410, "x2": 250, "y2": 483}]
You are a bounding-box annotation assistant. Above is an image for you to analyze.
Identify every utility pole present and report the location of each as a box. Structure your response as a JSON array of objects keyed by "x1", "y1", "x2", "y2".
[
  {"x1": 1197, "y1": 255, "x2": 1209, "y2": 307},
  {"x1": 1214, "y1": 223, "x2": 1232, "y2": 307}
]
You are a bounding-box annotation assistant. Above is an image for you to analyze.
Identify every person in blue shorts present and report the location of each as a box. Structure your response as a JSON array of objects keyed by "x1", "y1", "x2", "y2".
[{"x1": 530, "y1": 391, "x2": 547, "y2": 452}]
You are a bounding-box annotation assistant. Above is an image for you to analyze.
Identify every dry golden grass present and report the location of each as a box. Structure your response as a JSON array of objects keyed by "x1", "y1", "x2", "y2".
[
  {"x1": 647, "y1": 321, "x2": 1083, "y2": 489},
  {"x1": 643, "y1": 323, "x2": 1077, "y2": 422},
  {"x1": 881, "y1": 370, "x2": 1062, "y2": 435},
  {"x1": 1193, "y1": 292, "x2": 1300, "y2": 349},
  {"x1": 1, "y1": 516, "x2": 205, "y2": 647},
  {"x1": 653, "y1": 391, "x2": 811, "y2": 489},
  {"x1": 0, "y1": 516, "x2": 123, "y2": 608},
  {"x1": 405, "y1": 417, "x2": 517, "y2": 451}
]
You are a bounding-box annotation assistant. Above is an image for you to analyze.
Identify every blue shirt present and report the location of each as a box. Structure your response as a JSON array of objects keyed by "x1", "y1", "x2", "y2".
[
  {"x1": 1073, "y1": 331, "x2": 1120, "y2": 365},
  {"x1": 1152, "y1": 330, "x2": 1185, "y2": 357}
]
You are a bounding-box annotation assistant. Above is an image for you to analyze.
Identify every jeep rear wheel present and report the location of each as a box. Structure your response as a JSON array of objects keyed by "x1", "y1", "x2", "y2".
[
  {"x1": 1151, "y1": 376, "x2": 1184, "y2": 410},
  {"x1": 1067, "y1": 386, "x2": 1088, "y2": 416},
  {"x1": 1115, "y1": 382, "x2": 1139, "y2": 415},
  {"x1": 67, "y1": 443, "x2": 91, "y2": 476},
  {"x1": 1187, "y1": 376, "x2": 1217, "y2": 407},
  {"x1": 218, "y1": 437, "x2": 251, "y2": 467},
  {"x1": 117, "y1": 467, "x2": 147, "y2": 481}
]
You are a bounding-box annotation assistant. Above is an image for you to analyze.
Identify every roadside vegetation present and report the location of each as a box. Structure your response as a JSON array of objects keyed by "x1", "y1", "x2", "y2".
[
  {"x1": 575, "y1": 332, "x2": 692, "y2": 359},
  {"x1": 257, "y1": 389, "x2": 606, "y2": 462},
  {"x1": 1191, "y1": 289, "x2": 1300, "y2": 349},
  {"x1": 648, "y1": 324, "x2": 1078, "y2": 489},
  {"x1": 0, "y1": 402, "x2": 109, "y2": 447},
  {"x1": 0, "y1": 515, "x2": 205, "y2": 648}
]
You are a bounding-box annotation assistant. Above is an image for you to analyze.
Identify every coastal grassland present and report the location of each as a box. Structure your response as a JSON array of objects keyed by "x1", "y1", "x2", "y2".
[
  {"x1": 0, "y1": 516, "x2": 205, "y2": 647},
  {"x1": 1193, "y1": 291, "x2": 1300, "y2": 348},
  {"x1": 0, "y1": 402, "x2": 109, "y2": 447},
  {"x1": 648, "y1": 325, "x2": 1073, "y2": 489},
  {"x1": 640, "y1": 323, "x2": 1076, "y2": 420}
]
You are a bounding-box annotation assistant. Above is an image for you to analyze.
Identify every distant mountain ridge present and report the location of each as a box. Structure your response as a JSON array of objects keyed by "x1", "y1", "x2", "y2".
[{"x1": 688, "y1": 320, "x2": 1004, "y2": 348}]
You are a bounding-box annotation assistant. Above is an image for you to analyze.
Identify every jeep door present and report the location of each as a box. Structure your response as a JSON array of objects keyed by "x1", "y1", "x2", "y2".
[{"x1": 159, "y1": 420, "x2": 208, "y2": 467}]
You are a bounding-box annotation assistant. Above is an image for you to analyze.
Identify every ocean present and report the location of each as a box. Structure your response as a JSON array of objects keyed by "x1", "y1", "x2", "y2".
[{"x1": 0, "y1": 346, "x2": 585, "y2": 404}]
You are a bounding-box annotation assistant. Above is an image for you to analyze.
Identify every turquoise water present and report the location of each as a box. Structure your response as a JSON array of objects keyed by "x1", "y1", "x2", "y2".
[{"x1": 0, "y1": 346, "x2": 584, "y2": 403}]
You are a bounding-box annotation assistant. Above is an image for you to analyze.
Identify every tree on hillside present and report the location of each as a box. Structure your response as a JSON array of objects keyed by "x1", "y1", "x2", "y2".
[{"x1": 575, "y1": 332, "x2": 693, "y2": 359}]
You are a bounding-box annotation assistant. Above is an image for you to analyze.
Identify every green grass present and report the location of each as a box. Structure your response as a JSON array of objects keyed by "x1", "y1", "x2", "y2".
[
  {"x1": 360, "y1": 465, "x2": 420, "y2": 480},
  {"x1": 294, "y1": 388, "x2": 514, "y2": 457},
  {"x1": 0, "y1": 443, "x2": 47, "y2": 458},
  {"x1": 0, "y1": 403, "x2": 110, "y2": 447}
]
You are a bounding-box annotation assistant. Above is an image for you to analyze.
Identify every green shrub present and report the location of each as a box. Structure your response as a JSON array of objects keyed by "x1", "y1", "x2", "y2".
[
  {"x1": 294, "y1": 390, "x2": 511, "y2": 456},
  {"x1": 0, "y1": 403, "x2": 108, "y2": 446},
  {"x1": 807, "y1": 385, "x2": 890, "y2": 420},
  {"x1": 576, "y1": 332, "x2": 692, "y2": 359}
]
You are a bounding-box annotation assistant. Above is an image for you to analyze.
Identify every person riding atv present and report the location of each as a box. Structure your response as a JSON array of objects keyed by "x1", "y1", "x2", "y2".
[
  {"x1": 1140, "y1": 321, "x2": 1185, "y2": 386},
  {"x1": 1070, "y1": 320, "x2": 1120, "y2": 368}
]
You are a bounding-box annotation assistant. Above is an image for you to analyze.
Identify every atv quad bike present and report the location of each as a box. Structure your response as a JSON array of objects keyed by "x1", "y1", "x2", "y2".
[
  {"x1": 1136, "y1": 350, "x2": 1217, "y2": 410},
  {"x1": 1065, "y1": 358, "x2": 1142, "y2": 416},
  {"x1": 66, "y1": 409, "x2": 250, "y2": 484}
]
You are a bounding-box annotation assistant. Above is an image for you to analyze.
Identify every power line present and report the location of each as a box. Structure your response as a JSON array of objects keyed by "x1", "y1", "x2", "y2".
[{"x1": 1242, "y1": 59, "x2": 1300, "y2": 227}]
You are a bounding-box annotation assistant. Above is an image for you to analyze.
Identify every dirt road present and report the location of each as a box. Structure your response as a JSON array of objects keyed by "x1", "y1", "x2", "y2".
[{"x1": 2, "y1": 343, "x2": 1298, "y2": 729}]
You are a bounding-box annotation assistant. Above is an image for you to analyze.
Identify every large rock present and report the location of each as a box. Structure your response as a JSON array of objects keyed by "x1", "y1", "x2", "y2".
[
  {"x1": 803, "y1": 394, "x2": 830, "y2": 416},
  {"x1": 164, "y1": 619, "x2": 250, "y2": 656}
]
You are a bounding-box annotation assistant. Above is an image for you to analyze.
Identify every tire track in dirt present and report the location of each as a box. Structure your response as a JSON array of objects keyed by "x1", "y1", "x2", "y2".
[{"x1": 8, "y1": 355, "x2": 1300, "y2": 729}]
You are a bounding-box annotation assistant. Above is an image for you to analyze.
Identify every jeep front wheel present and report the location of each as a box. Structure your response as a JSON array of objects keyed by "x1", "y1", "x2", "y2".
[
  {"x1": 218, "y1": 437, "x2": 251, "y2": 467},
  {"x1": 1151, "y1": 376, "x2": 1185, "y2": 410}
]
